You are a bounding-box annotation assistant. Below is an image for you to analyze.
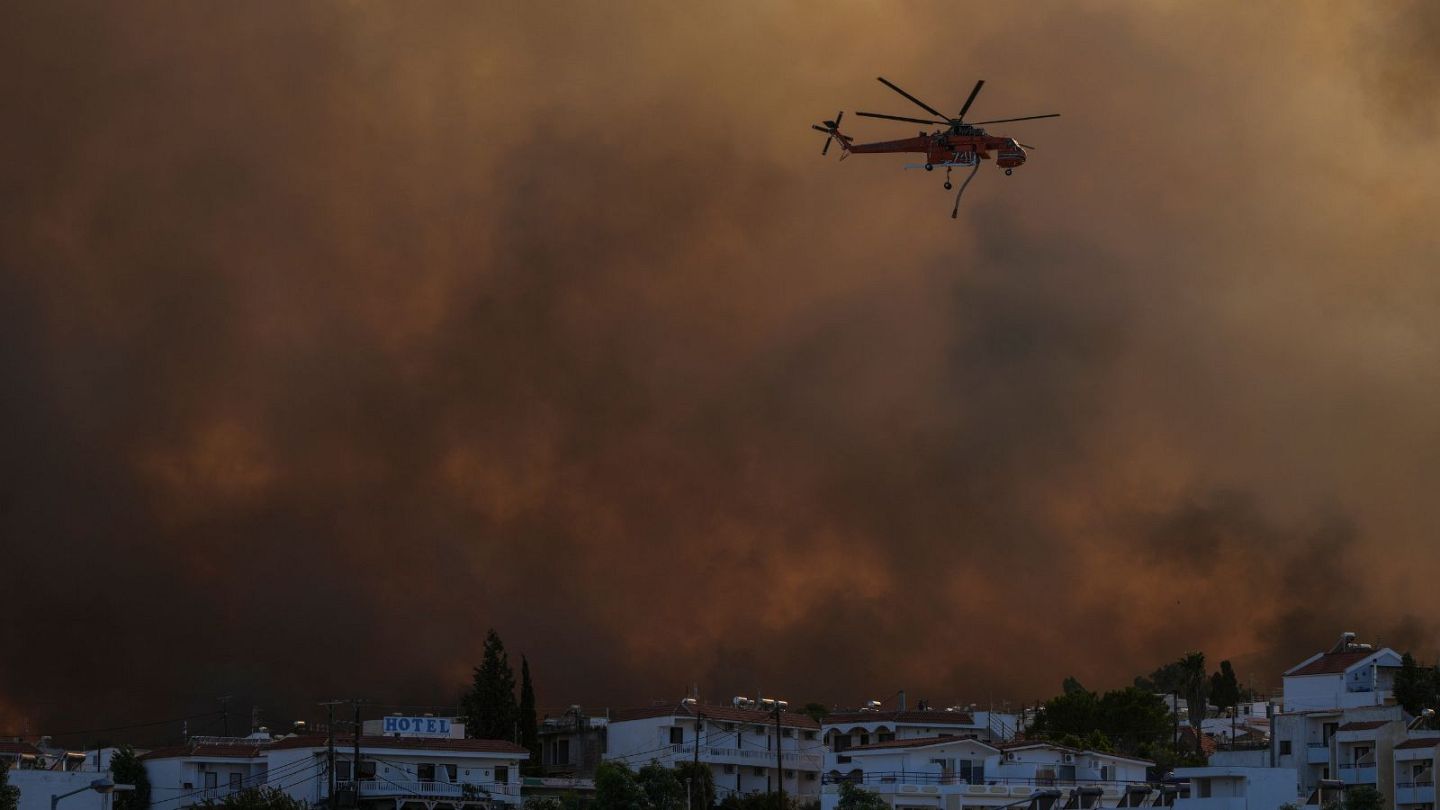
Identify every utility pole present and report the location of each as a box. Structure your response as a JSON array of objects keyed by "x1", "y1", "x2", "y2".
[
  {"x1": 319, "y1": 701, "x2": 343, "y2": 810},
  {"x1": 773, "y1": 705, "x2": 784, "y2": 809},
  {"x1": 219, "y1": 696, "x2": 233, "y2": 737},
  {"x1": 692, "y1": 710, "x2": 704, "y2": 810},
  {"x1": 352, "y1": 700, "x2": 363, "y2": 807}
]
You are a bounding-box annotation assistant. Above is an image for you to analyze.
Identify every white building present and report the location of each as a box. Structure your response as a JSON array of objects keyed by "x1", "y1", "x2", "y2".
[
  {"x1": 1269, "y1": 633, "x2": 1410, "y2": 806},
  {"x1": 1281, "y1": 634, "x2": 1402, "y2": 713},
  {"x1": 605, "y1": 701, "x2": 823, "y2": 799},
  {"x1": 821, "y1": 737, "x2": 1153, "y2": 810},
  {"x1": 1391, "y1": 735, "x2": 1439, "y2": 810},
  {"x1": 139, "y1": 730, "x2": 528, "y2": 810},
  {"x1": 1172, "y1": 767, "x2": 1297, "y2": 810},
  {"x1": 824, "y1": 710, "x2": 1022, "y2": 751},
  {"x1": 2, "y1": 739, "x2": 113, "y2": 810}
]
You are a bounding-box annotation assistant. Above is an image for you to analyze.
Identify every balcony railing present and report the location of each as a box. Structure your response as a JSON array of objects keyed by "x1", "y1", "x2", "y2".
[
  {"x1": 668, "y1": 744, "x2": 822, "y2": 770},
  {"x1": 821, "y1": 773, "x2": 1152, "y2": 789},
  {"x1": 354, "y1": 780, "x2": 519, "y2": 799},
  {"x1": 1337, "y1": 765, "x2": 1377, "y2": 785}
]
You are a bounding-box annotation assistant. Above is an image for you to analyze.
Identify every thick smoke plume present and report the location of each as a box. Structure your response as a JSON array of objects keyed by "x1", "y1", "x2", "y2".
[{"x1": 2, "y1": 2, "x2": 1439, "y2": 742}]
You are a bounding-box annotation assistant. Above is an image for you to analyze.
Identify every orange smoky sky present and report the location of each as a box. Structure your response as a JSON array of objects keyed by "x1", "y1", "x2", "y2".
[{"x1": 2, "y1": 1, "x2": 1440, "y2": 741}]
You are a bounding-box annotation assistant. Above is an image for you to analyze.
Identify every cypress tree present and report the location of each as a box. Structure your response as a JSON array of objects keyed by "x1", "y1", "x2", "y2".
[
  {"x1": 519, "y1": 656, "x2": 541, "y2": 772},
  {"x1": 463, "y1": 629, "x2": 519, "y2": 740}
]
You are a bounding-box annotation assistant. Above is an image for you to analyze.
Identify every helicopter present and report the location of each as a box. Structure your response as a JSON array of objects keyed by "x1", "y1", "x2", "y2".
[{"x1": 812, "y1": 77, "x2": 1059, "y2": 217}]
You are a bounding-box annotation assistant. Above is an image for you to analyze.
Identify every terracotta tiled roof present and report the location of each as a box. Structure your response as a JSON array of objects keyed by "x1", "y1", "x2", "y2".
[
  {"x1": 1337, "y1": 721, "x2": 1390, "y2": 732},
  {"x1": 1396, "y1": 738, "x2": 1440, "y2": 750},
  {"x1": 609, "y1": 704, "x2": 819, "y2": 730},
  {"x1": 824, "y1": 711, "x2": 977, "y2": 727},
  {"x1": 140, "y1": 744, "x2": 264, "y2": 761},
  {"x1": 266, "y1": 735, "x2": 528, "y2": 754},
  {"x1": 0, "y1": 742, "x2": 39, "y2": 755},
  {"x1": 844, "y1": 735, "x2": 996, "y2": 753},
  {"x1": 1287, "y1": 651, "x2": 1381, "y2": 677}
]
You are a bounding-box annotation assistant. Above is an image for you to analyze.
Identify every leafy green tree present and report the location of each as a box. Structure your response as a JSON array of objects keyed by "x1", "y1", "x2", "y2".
[
  {"x1": 463, "y1": 629, "x2": 519, "y2": 740},
  {"x1": 595, "y1": 762, "x2": 648, "y2": 810},
  {"x1": 198, "y1": 788, "x2": 306, "y2": 810},
  {"x1": 801, "y1": 703, "x2": 829, "y2": 723},
  {"x1": 637, "y1": 763, "x2": 684, "y2": 810},
  {"x1": 1029, "y1": 685, "x2": 1101, "y2": 741},
  {"x1": 1062, "y1": 677, "x2": 1087, "y2": 696},
  {"x1": 0, "y1": 759, "x2": 19, "y2": 810},
  {"x1": 1209, "y1": 661, "x2": 1243, "y2": 713},
  {"x1": 1342, "y1": 786, "x2": 1383, "y2": 810},
  {"x1": 520, "y1": 656, "x2": 541, "y2": 773},
  {"x1": 111, "y1": 745, "x2": 152, "y2": 810},
  {"x1": 1394, "y1": 653, "x2": 1440, "y2": 716},
  {"x1": 835, "y1": 783, "x2": 888, "y2": 810},
  {"x1": 674, "y1": 761, "x2": 716, "y2": 810},
  {"x1": 1096, "y1": 687, "x2": 1171, "y2": 754}
]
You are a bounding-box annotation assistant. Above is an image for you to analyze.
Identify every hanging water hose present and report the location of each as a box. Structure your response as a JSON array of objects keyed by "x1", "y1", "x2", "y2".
[{"x1": 950, "y1": 158, "x2": 981, "y2": 219}]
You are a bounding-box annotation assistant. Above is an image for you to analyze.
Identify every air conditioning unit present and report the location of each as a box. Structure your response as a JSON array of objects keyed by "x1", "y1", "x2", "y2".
[{"x1": 1062, "y1": 754, "x2": 1074, "y2": 763}]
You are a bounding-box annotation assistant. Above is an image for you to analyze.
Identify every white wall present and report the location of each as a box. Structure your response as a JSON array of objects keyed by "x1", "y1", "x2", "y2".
[{"x1": 9, "y1": 769, "x2": 113, "y2": 810}]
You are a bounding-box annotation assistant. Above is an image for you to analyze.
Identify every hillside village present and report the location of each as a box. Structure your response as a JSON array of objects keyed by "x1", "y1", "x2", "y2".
[{"x1": 5, "y1": 632, "x2": 1438, "y2": 810}]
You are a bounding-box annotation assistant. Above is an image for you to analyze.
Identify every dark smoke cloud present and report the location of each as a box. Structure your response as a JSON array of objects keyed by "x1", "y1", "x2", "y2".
[{"x1": 2, "y1": 2, "x2": 1439, "y2": 743}]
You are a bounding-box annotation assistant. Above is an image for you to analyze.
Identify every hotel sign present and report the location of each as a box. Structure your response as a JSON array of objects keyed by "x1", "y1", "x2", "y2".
[{"x1": 382, "y1": 716, "x2": 454, "y2": 737}]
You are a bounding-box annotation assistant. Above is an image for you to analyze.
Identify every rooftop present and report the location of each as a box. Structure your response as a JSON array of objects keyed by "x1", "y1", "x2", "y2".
[
  {"x1": 609, "y1": 703, "x2": 819, "y2": 730},
  {"x1": 844, "y1": 735, "x2": 996, "y2": 753},
  {"x1": 825, "y1": 710, "x2": 977, "y2": 727}
]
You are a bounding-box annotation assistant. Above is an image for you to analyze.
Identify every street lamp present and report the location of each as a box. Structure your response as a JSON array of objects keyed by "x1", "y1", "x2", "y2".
[{"x1": 51, "y1": 779, "x2": 135, "y2": 810}]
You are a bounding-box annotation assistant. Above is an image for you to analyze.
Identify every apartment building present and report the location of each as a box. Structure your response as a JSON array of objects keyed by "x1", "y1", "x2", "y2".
[
  {"x1": 824, "y1": 708, "x2": 1021, "y2": 752},
  {"x1": 821, "y1": 737, "x2": 1153, "y2": 810},
  {"x1": 139, "y1": 725, "x2": 528, "y2": 810},
  {"x1": 605, "y1": 700, "x2": 823, "y2": 799},
  {"x1": 1171, "y1": 767, "x2": 1297, "y2": 810}
]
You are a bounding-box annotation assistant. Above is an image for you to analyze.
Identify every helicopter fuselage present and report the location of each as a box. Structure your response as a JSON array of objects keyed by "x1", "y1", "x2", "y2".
[{"x1": 847, "y1": 129, "x2": 1027, "y2": 169}]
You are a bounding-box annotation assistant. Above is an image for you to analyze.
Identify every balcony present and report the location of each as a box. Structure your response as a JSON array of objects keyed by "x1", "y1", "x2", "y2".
[
  {"x1": 1306, "y1": 744, "x2": 1330, "y2": 765},
  {"x1": 1395, "y1": 782, "x2": 1435, "y2": 807},
  {"x1": 354, "y1": 780, "x2": 520, "y2": 800},
  {"x1": 669, "y1": 744, "x2": 822, "y2": 771},
  {"x1": 1337, "y1": 765, "x2": 1377, "y2": 785}
]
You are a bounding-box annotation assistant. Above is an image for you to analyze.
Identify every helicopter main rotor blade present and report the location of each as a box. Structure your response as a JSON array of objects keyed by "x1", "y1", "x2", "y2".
[
  {"x1": 968, "y1": 113, "x2": 1061, "y2": 125},
  {"x1": 876, "y1": 77, "x2": 947, "y2": 120},
  {"x1": 823, "y1": 136, "x2": 832, "y2": 156},
  {"x1": 957, "y1": 80, "x2": 985, "y2": 121},
  {"x1": 1019, "y1": 143, "x2": 1037, "y2": 150},
  {"x1": 812, "y1": 125, "x2": 832, "y2": 133},
  {"x1": 856, "y1": 111, "x2": 948, "y2": 126}
]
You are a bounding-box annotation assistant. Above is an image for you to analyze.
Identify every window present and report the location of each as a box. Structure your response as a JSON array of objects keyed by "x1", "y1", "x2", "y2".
[
  {"x1": 782, "y1": 729, "x2": 793, "y2": 738},
  {"x1": 878, "y1": 733, "x2": 895, "y2": 743},
  {"x1": 444, "y1": 764, "x2": 457, "y2": 782},
  {"x1": 723, "y1": 765, "x2": 736, "y2": 775},
  {"x1": 417, "y1": 764, "x2": 436, "y2": 782},
  {"x1": 335, "y1": 762, "x2": 352, "y2": 782},
  {"x1": 557, "y1": 738, "x2": 571, "y2": 764},
  {"x1": 753, "y1": 767, "x2": 765, "y2": 777},
  {"x1": 784, "y1": 770, "x2": 795, "y2": 778},
  {"x1": 1279, "y1": 741, "x2": 1292, "y2": 756},
  {"x1": 358, "y1": 761, "x2": 376, "y2": 780},
  {"x1": 959, "y1": 760, "x2": 984, "y2": 784},
  {"x1": 832, "y1": 735, "x2": 850, "y2": 753},
  {"x1": 1196, "y1": 781, "x2": 1211, "y2": 799},
  {"x1": 803, "y1": 732, "x2": 816, "y2": 740},
  {"x1": 805, "y1": 773, "x2": 817, "y2": 782},
  {"x1": 671, "y1": 727, "x2": 685, "y2": 745},
  {"x1": 753, "y1": 726, "x2": 766, "y2": 736},
  {"x1": 495, "y1": 766, "x2": 509, "y2": 784},
  {"x1": 228, "y1": 773, "x2": 242, "y2": 793},
  {"x1": 858, "y1": 733, "x2": 870, "y2": 746}
]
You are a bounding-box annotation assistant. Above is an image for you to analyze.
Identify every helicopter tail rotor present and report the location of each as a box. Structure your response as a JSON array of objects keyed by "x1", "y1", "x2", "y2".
[{"x1": 812, "y1": 111, "x2": 849, "y2": 157}]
